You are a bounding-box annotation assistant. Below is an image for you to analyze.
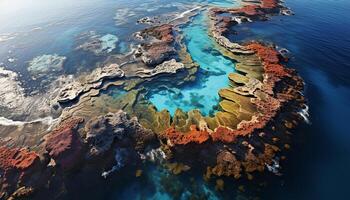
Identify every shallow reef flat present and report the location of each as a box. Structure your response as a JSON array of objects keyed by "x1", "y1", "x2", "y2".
[{"x1": 0, "y1": 0, "x2": 307, "y2": 199}]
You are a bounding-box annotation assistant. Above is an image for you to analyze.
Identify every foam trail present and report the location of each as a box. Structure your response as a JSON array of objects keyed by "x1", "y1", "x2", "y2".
[
  {"x1": 0, "y1": 116, "x2": 58, "y2": 131},
  {"x1": 171, "y1": 6, "x2": 202, "y2": 21}
]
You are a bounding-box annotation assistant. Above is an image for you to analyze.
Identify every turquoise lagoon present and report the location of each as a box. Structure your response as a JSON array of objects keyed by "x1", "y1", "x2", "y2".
[{"x1": 148, "y1": 13, "x2": 236, "y2": 116}]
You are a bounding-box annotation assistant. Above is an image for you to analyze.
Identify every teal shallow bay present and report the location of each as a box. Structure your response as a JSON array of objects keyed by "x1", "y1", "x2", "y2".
[{"x1": 149, "y1": 13, "x2": 236, "y2": 116}]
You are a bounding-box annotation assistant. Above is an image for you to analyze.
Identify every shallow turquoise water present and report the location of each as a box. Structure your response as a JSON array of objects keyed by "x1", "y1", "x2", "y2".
[{"x1": 149, "y1": 13, "x2": 235, "y2": 116}]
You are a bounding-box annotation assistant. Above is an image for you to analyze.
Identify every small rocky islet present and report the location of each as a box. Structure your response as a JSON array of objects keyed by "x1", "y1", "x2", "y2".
[{"x1": 0, "y1": 0, "x2": 307, "y2": 199}]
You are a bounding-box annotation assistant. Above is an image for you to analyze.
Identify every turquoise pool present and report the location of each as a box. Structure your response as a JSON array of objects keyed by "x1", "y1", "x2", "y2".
[{"x1": 148, "y1": 13, "x2": 236, "y2": 116}]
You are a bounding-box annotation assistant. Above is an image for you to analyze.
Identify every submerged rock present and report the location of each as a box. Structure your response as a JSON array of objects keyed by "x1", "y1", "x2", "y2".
[
  {"x1": 27, "y1": 54, "x2": 66, "y2": 79},
  {"x1": 166, "y1": 162, "x2": 190, "y2": 175},
  {"x1": 76, "y1": 32, "x2": 119, "y2": 55}
]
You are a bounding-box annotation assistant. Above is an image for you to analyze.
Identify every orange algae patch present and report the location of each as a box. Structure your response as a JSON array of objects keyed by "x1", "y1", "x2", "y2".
[
  {"x1": 261, "y1": 0, "x2": 279, "y2": 9},
  {"x1": 165, "y1": 125, "x2": 210, "y2": 145},
  {"x1": 211, "y1": 126, "x2": 237, "y2": 143},
  {"x1": 247, "y1": 43, "x2": 289, "y2": 77}
]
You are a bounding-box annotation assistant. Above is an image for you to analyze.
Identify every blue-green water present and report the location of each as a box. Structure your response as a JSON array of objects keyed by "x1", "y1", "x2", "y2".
[{"x1": 149, "y1": 13, "x2": 235, "y2": 116}]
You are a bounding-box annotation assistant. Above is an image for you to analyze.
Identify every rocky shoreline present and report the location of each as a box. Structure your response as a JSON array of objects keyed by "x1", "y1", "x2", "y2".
[{"x1": 0, "y1": 0, "x2": 306, "y2": 199}]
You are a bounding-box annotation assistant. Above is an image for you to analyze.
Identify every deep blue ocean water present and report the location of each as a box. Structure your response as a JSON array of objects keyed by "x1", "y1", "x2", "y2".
[
  {"x1": 1, "y1": 0, "x2": 350, "y2": 199},
  {"x1": 243, "y1": 0, "x2": 350, "y2": 199}
]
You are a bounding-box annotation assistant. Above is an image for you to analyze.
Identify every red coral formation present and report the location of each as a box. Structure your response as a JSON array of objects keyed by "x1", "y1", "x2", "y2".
[
  {"x1": 165, "y1": 125, "x2": 210, "y2": 145},
  {"x1": 247, "y1": 43, "x2": 279, "y2": 63},
  {"x1": 211, "y1": 126, "x2": 237, "y2": 143},
  {"x1": 247, "y1": 43, "x2": 289, "y2": 77},
  {"x1": 45, "y1": 118, "x2": 84, "y2": 170},
  {"x1": 234, "y1": 5, "x2": 262, "y2": 16}
]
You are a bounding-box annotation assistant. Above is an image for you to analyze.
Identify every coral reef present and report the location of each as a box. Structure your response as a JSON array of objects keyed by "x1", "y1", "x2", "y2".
[{"x1": 151, "y1": 0, "x2": 306, "y2": 180}]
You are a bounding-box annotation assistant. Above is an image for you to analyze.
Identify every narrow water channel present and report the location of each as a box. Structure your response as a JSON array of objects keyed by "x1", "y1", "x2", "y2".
[{"x1": 148, "y1": 12, "x2": 236, "y2": 116}]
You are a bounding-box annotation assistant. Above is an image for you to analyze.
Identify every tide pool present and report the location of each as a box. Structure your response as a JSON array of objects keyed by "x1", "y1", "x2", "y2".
[{"x1": 149, "y1": 13, "x2": 235, "y2": 116}]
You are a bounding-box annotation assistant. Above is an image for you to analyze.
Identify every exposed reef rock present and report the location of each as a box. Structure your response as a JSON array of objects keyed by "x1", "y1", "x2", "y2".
[
  {"x1": 135, "y1": 59, "x2": 184, "y2": 78},
  {"x1": 45, "y1": 117, "x2": 84, "y2": 170},
  {"x1": 85, "y1": 110, "x2": 155, "y2": 158},
  {"x1": 57, "y1": 63, "x2": 124, "y2": 103},
  {"x1": 136, "y1": 24, "x2": 176, "y2": 66},
  {"x1": 1, "y1": 109, "x2": 158, "y2": 198}
]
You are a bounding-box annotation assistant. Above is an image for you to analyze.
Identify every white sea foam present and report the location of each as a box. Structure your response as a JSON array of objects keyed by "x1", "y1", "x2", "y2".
[
  {"x1": 0, "y1": 33, "x2": 16, "y2": 42},
  {"x1": 298, "y1": 104, "x2": 310, "y2": 124},
  {"x1": 265, "y1": 158, "x2": 281, "y2": 175},
  {"x1": 0, "y1": 116, "x2": 58, "y2": 131},
  {"x1": 171, "y1": 6, "x2": 202, "y2": 21},
  {"x1": 140, "y1": 147, "x2": 167, "y2": 163}
]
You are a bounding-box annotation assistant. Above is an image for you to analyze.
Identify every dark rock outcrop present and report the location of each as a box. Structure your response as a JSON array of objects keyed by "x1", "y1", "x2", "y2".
[
  {"x1": 84, "y1": 110, "x2": 156, "y2": 158},
  {"x1": 136, "y1": 24, "x2": 176, "y2": 66}
]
